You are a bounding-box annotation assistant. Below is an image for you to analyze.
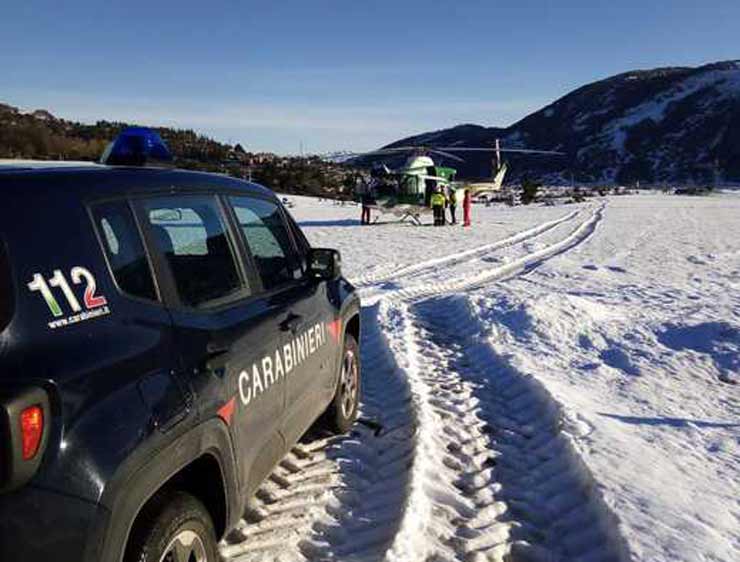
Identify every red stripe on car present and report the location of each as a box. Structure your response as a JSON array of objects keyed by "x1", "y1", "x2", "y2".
[
  {"x1": 218, "y1": 397, "x2": 237, "y2": 426},
  {"x1": 327, "y1": 318, "x2": 342, "y2": 342}
]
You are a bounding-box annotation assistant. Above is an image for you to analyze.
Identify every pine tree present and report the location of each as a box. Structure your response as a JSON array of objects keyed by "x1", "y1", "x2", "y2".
[{"x1": 521, "y1": 178, "x2": 540, "y2": 205}]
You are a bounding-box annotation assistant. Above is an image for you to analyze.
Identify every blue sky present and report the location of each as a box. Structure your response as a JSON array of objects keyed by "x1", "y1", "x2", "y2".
[{"x1": 2, "y1": 1, "x2": 739, "y2": 154}]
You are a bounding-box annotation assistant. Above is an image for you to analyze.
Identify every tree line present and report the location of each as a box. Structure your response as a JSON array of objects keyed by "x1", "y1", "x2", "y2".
[{"x1": 0, "y1": 103, "x2": 356, "y2": 198}]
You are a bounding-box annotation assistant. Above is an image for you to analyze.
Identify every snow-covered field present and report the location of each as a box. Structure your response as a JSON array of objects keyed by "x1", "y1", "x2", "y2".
[{"x1": 221, "y1": 193, "x2": 739, "y2": 562}]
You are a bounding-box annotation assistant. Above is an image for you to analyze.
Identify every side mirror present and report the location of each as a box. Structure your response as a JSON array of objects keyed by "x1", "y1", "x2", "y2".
[{"x1": 308, "y1": 248, "x2": 342, "y2": 280}]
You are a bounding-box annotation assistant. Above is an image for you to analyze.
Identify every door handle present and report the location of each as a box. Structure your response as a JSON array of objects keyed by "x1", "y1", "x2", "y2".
[
  {"x1": 204, "y1": 341, "x2": 231, "y2": 376},
  {"x1": 207, "y1": 341, "x2": 231, "y2": 356},
  {"x1": 280, "y1": 312, "x2": 304, "y2": 334}
]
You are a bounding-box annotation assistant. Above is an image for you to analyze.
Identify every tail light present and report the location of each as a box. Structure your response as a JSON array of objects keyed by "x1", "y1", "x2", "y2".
[
  {"x1": 0, "y1": 387, "x2": 51, "y2": 492},
  {"x1": 20, "y1": 405, "x2": 44, "y2": 460}
]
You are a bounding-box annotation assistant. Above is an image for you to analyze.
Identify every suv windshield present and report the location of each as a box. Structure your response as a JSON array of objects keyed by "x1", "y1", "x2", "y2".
[{"x1": 0, "y1": 240, "x2": 13, "y2": 333}]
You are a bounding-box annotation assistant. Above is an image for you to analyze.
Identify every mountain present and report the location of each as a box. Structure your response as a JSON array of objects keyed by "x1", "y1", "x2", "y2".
[
  {"x1": 0, "y1": 103, "x2": 356, "y2": 197},
  {"x1": 383, "y1": 61, "x2": 740, "y2": 185}
]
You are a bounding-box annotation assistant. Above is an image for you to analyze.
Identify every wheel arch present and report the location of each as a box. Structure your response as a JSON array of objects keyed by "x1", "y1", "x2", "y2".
[
  {"x1": 156, "y1": 452, "x2": 228, "y2": 537},
  {"x1": 121, "y1": 452, "x2": 227, "y2": 562},
  {"x1": 345, "y1": 312, "x2": 360, "y2": 344},
  {"x1": 95, "y1": 419, "x2": 241, "y2": 562}
]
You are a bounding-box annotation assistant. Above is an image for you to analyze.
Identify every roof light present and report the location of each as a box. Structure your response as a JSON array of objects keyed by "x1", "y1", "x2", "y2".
[
  {"x1": 100, "y1": 126, "x2": 173, "y2": 167},
  {"x1": 20, "y1": 405, "x2": 44, "y2": 461}
]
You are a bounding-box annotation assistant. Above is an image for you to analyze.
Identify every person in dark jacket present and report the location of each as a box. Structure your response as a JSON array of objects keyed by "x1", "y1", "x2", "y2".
[
  {"x1": 448, "y1": 187, "x2": 457, "y2": 224},
  {"x1": 361, "y1": 193, "x2": 372, "y2": 224},
  {"x1": 359, "y1": 176, "x2": 376, "y2": 225}
]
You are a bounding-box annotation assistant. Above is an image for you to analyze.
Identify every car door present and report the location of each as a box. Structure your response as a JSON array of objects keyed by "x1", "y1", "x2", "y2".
[
  {"x1": 226, "y1": 195, "x2": 338, "y2": 447},
  {"x1": 283, "y1": 210, "x2": 344, "y2": 407},
  {"x1": 135, "y1": 193, "x2": 287, "y2": 496}
]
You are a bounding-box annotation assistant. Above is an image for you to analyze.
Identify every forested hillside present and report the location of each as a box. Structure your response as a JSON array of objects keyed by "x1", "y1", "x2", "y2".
[{"x1": 0, "y1": 103, "x2": 357, "y2": 197}]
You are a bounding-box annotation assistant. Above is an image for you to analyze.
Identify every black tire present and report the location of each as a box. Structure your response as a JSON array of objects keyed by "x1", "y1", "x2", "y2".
[
  {"x1": 125, "y1": 491, "x2": 219, "y2": 562},
  {"x1": 325, "y1": 333, "x2": 361, "y2": 433}
]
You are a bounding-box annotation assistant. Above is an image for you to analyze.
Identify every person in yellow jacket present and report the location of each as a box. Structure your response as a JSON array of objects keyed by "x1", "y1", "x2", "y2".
[{"x1": 430, "y1": 188, "x2": 447, "y2": 226}]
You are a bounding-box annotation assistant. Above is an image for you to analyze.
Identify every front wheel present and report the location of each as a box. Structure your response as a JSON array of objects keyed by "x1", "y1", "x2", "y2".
[
  {"x1": 325, "y1": 333, "x2": 361, "y2": 433},
  {"x1": 125, "y1": 491, "x2": 219, "y2": 562}
]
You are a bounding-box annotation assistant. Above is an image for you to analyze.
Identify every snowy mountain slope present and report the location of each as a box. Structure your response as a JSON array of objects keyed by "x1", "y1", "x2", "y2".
[
  {"x1": 385, "y1": 61, "x2": 740, "y2": 185},
  {"x1": 219, "y1": 194, "x2": 738, "y2": 562}
]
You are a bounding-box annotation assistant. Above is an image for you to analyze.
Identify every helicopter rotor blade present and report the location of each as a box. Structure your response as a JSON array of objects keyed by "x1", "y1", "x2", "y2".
[
  {"x1": 351, "y1": 145, "x2": 468, "y2": 163},
  {"x1": 351, "y1": 144, "x2": 564, "y2": 161},
  {"x1": 498, "y1": 148, "x2": 565, "y2": 155},
  {"x1": 357, "y1": 147, "x2": 417, "y2": 157},
  {"x1": 435, "y1": 146, "x2": 565, "y2": 156},
  {"x1": 427, "y1": 148, "x2": 466, "y2": 162},
  {"x1": 434, "y1": 147, "x2": 497, "y2": 152}
]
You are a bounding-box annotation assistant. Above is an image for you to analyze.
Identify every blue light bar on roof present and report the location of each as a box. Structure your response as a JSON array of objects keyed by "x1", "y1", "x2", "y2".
[{"x1": 100, "y1": 126, "x2": 173, "y2": 166}]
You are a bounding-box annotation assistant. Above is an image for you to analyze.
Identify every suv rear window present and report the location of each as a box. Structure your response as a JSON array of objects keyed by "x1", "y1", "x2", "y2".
[
  {"x1": 0, "y1": 240, "x2": 14, "y2": 332},
  {"x1": 92, "y1": 201, "x2": 158, "y2": 302}
]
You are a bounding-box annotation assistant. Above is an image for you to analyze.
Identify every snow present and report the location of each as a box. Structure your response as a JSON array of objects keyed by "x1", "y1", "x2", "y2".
[{"x1": 221, "y1": 193, "x2": 739, "y2": 562}]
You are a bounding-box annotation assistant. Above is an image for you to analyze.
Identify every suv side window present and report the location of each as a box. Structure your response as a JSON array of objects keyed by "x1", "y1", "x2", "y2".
[
  {"x1": 228, "y1": 196, "x2": 302, "y2": 291},
  {"x1": 91, "y1": 201, "x2": 158, "y2": 301},
  {"x1": 141, "y1": 195, "x2": 244, "y2": 308}
]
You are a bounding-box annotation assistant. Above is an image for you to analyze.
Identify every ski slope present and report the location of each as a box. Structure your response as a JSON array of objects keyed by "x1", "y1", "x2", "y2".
[{"x1": 221, "y1": 193, "x2": 739, "y2": 562}]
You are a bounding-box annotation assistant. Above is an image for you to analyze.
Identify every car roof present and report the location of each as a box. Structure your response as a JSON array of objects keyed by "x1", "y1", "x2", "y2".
[
  {"x1": 0, "y1": 159, "x2": 104, "y2": 171},
  {"x1": 0, "y1": 164, "x2": 275, "y2": 201}
]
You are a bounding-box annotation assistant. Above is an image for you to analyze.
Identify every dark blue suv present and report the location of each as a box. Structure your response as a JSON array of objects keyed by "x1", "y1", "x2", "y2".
[{"x1": 0, "y1": 160, "x2": 361, "y2": 562}]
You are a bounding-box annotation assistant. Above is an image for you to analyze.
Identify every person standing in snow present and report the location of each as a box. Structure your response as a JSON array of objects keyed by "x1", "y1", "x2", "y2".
[
  {"x1": 430, "y1": 188, "x2": 447, "y2": 226},
  {"x1": 359, "y1": 175, "x2": 375, "y2": 225},
  {"x1": 360, "y1": 193, "x2": 371, "y2": 224},
  {"x1": 448, "y1": 187, "x2": 458, "y2": 224},
  {"x1": 463, "y1": 189, "x2": 472, "y2": 227}
]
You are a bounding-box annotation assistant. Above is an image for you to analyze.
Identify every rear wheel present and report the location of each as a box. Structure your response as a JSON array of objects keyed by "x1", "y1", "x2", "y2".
[
  {"x1": 125, "y1": 491, "x2": 219, "y2": 562},
  {"x1": 325, "y1": 333, "x2": 360, "y2": 433}
]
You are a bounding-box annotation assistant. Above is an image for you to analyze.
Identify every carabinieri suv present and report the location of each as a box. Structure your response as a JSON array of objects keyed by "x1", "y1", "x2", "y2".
[{"x1": 0, "y1": 135, "x2": 361, "y2": 562}]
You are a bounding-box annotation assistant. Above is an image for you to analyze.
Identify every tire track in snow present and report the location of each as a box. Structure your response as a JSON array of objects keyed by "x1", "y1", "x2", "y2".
[
  {"x1": 297, "y1": 303, "x2": 418, "y2": 561},
  {"x1": 354, "y1": 208, "x2": 583, "y2": 288},
  {"x1": 219, "y1": 435, "x2": 341, "y2": 561},
  {"x1": 375, "y1": 295, "x2": 631, "y2": 561},
  {"x1": 220, "y1": 303, "x2": 418, "y2": 562},
  {"x1": 362, "y1": 203, "x2": 604, "y2": 304}
]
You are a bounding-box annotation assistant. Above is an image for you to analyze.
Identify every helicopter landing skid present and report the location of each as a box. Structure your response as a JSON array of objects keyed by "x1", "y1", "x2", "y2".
[
  {"x1": 397, "y1": 211, "x2": 423, "y2": 226},
  {"x1": 369, "y1": 206, "x2": 424, "y2": 226}
]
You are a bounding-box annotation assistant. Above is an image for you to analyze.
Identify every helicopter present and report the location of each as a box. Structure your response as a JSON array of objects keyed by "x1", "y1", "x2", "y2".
[{"x1": 352, "y1": 140, "x2": 563, "y2": 224}]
